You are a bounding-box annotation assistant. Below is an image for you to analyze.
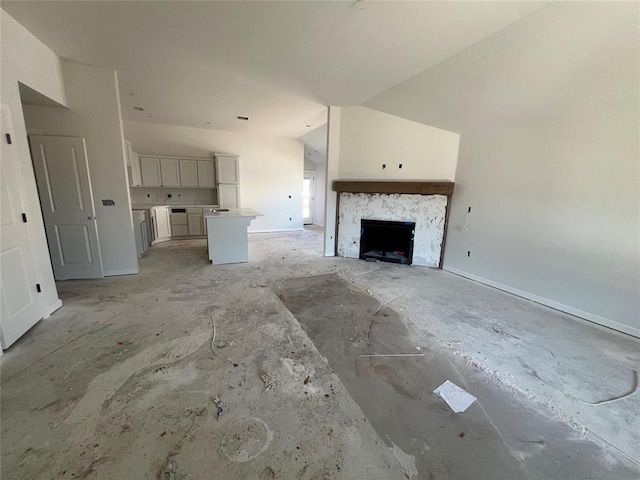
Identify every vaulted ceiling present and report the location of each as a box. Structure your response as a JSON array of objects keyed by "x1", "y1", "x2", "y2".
[{"x1": 3, "y1": 1, "x2": 545, "y2": 138}]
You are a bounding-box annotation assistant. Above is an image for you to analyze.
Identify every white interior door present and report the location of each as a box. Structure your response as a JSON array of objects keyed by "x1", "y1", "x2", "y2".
[
  {"x1": 29, "y1": 135, "x2": 104, "y2": 280},
  {"x1": 303, "y1": 171, "x2": 315, "y2": 225},
  {"x1": 1, "y1": 107, "x2": 44, "y2": 348}
]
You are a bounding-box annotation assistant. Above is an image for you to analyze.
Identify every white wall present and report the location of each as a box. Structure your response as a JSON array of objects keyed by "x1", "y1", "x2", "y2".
[
  {"x1": 314, "y1": 162, "x2": 326, "y2": 227},
  {"x1": 323, "y1": 107, "x2": 342, "y2": 255},
  {"x1": 123, "y1": 121, "x2": 304, "y2": 232},
  {"x1": 444, "y1": 100, "x2": 640, "y2": 336},
  {"x1": 304, "y1": 158, "x2": 316, "y2": 171},
  {"x1": 337, "y1": 106, "x2": 460, "y2": 181},
  {"x1": 23, "y1": 62, "x2": 139, "y2": 276},
  {"x1": 1, "y1": 11, "x2": 68, "y2": 315}
]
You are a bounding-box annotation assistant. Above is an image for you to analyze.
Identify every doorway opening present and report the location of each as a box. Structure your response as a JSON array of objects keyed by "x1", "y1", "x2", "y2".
[
  {"x1": 303, "y1": 171, "x2": 315, "y2": 225},
  {"x1": 19, "y1": 83, "x2": 104, "y2": 280}
]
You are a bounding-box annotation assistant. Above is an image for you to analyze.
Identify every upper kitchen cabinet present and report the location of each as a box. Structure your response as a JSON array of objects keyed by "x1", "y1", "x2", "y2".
[
  {"x1": 197, "y1": 160, "x2": 215, "y2": 188},
  {"x1": 136, "y1": 155, "x2": 216, "y2": 188},
  {"x1": 179, "y1": 160, "x2": 198, "y2": 187},
  {"x1": 215, "y1": 154, "x2": 239, "y2": 184},
  {"x1": 218, "y1": 184, "x2": 240, "y2": 209},
  {"x1": 160, "y1": 158, "x2": 181, "y2": 187},
  {"x1": 140, "y1": 156, "x2": 162, "y2": 186}
]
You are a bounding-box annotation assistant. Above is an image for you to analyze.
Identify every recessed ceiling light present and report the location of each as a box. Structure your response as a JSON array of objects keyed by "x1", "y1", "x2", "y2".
[
  {"x1": 133, "y1": 106, "x2": 144, "y2": 111},
  {"x1": 237, "y1": 116, "x2": 249, "y2": 121}
]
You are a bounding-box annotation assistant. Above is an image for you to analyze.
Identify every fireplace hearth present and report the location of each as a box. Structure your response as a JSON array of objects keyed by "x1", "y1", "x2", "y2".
[{"x1": 359, "y1": 219, "x2": 415, "y2": 265}]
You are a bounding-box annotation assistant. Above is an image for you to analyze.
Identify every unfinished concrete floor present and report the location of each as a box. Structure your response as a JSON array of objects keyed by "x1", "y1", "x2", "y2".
[{"x1": 1, "y1": 227, "x2": 638, "y2": 479}]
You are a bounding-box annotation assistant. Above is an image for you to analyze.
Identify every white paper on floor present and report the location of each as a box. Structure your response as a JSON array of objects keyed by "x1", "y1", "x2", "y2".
[{"x1": 433, "y1": 380, "x2": 477, "y2": 413}]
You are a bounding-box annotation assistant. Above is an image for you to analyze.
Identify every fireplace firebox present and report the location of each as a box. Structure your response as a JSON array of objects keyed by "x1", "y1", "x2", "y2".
[{"x1": 359, "y1": 219, "x2": 415, "y2": 265}]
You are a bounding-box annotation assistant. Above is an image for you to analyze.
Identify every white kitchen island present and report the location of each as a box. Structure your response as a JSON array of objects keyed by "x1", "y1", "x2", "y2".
[{"x1": 204, "y1": 208, "x2": 262, "y2": 264}]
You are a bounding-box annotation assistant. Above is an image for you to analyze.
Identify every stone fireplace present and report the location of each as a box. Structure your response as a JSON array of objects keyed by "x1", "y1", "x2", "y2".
[{"x1": 333, "y1": 181, "x2": 454, "y2": 268}]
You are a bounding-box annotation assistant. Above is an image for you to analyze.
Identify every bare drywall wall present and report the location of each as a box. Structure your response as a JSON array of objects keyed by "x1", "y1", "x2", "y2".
[
  {"x1": 123, "y1": 121, "x2": 304, "y2": 233},
  {"x1": 304, "y1": 158, "x2": 316, "y2": 171},
  {"x1": 338, "y1": 193, "x2": 446, "y2": 267},
  {"x1": 323, "y1": 107, "x2": 341, "y2": 255},
  {"x1": 23, "y1": 62, "x2": 138, "y2": 277},
  {"x1": 314, "y1": 162, "x2": 326, "y2": 227},
  {"x1": 1, "y1": 10, "x2": 67, "y2": 316},
  {"x1": 338, "y1": 106, "x2": 459, "y2": 181},
  {"x1": 438, "y1": 2, "x2": 640, "y2": 336},
  {"x1": 444, "y1": 100, "x2": 640, "y2": 336}
]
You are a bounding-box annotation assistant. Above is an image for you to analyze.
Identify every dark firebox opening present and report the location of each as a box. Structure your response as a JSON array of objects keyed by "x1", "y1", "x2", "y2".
[{"x1": 359, "y1": 219, "x2": 415, "y2": 265}]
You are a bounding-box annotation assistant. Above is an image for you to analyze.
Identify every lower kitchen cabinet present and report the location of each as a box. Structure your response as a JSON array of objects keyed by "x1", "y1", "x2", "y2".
[
  {"x1": 132, "y1": 210, "x2": 149, "y2": 258},
  {"x1": 170, "y1": 212, "x2": 188, "y2": 236},
  {"x1": 152, "y1": 206, "x2": 172, "y2": 243},
  {"x1": 188, "y1": 214, "x2": 204, "y2": 236}
]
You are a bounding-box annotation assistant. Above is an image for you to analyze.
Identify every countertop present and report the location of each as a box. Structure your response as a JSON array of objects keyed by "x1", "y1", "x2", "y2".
[
  {"x1": 204, "y1": 208, "x2": 262, "y2": 218},
  {"x1": 131, "y1": 204, "x2": 219, "y2": 210}
]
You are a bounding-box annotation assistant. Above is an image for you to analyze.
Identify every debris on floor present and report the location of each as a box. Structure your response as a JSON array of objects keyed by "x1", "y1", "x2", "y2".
[
  {"x1": 213, "y1": 396, "x2": 227, "y2": 420},
  {"x1": 434, "y1": 380, "x2": 477, "y2": 413},
  {"x1": 261, "y1": 374, "x2": 280, "y2": 394}
]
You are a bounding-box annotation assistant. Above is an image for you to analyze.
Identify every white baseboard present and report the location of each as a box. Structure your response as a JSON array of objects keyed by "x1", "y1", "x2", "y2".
[
  {"x1": 103, "y1": 268, "x2": 139, "y2": 277},
  {"x1": 43, "y1": 299, "x2": 63, "y2": 319},
  {"x1": 443, "y1": 266, "x2": 640, "y2": 338},
  {"x1": 248, "y1": 228, "x2": 304, "y2": 234}
]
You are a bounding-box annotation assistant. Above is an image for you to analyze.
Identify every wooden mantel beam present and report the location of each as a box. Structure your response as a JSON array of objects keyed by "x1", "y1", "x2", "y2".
[{"x1": 332, "y1": 180, "x2": 454, "y2": 196}]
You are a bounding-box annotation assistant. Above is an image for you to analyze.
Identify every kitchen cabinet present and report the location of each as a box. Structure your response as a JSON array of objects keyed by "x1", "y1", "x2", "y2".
[
  {"x1": 129, "y1": 152, "x2": 142, "y2": 186},
  {"x1": 215, "y1": 154, "x2": 240, "y2": 208},
  {"x1": 132, "y1": 210, "x2": 149, "y2": 258},
  {"x1": 180, "y1": 160, "x2": 198, "y2": 187},
  {"x1": 140, "y1": 157, "x2": 162, "y2": 186},
  {"x1": 169, "y1": 210, "x2": 189, "y2": 236},
  {"x1": 151, "y1": 206, "x2": 171, "y2": 243},
  {"x1": 218, "y1": 184, "x2": 240, "y2": 209},
  {"x1": 188, "y1": 214, "x2": 204, "y2": 236},
  {"x1": 215, "y1": 154, "x2": 239, "y2": 184},
  {"x1": 136, "y1": 155, "x2": 216, "y2": 188},
  {"x1": 197, "y1": 160, "x2": 215, "y2": 188},
  {"x1": 126, "y1": 141, "x2": 142, "y2": 187},
  {"x1": 160, "y1": 158, "x2": 181, "y2": 187}
]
